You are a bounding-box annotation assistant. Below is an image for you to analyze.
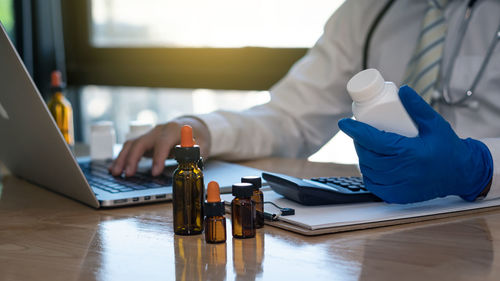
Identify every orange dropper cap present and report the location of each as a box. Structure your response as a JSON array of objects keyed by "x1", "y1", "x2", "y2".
[
  {"x1": 180, "y1": 125, "x2": 196, "y2": 147},
  {"x1": 51, "y1": 70, "x2": 63, "y2": 87},
  {"x1": 205, "y1": 181, "x2": 225, "y2": 217},
  {"x1": 206, "y1": 181, "x2": 221, "y2": 203}
]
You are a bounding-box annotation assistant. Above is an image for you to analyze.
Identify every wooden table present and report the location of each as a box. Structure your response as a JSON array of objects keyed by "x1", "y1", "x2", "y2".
[{"x1": 1, "y1": 158, "x2": 499, "y2": 281}]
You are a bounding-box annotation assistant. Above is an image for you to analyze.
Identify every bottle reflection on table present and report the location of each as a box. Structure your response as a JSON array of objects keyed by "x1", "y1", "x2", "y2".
[
  {"x1": 174, "y1": 235, "x2": 227, "y2": 281},
  {"x1": 232, "y1": 230, "x2": 265, "y2": 280}
]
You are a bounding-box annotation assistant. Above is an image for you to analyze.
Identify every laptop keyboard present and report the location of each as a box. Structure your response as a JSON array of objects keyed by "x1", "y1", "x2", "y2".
[{"x1": 79, "y1": 161, "x2": 172, "y2": 193}]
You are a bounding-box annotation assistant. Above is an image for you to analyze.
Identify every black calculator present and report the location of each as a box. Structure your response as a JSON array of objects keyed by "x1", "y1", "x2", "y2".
[{"x1": 262, "y1": 172, "x2": 381, "y2": 206}]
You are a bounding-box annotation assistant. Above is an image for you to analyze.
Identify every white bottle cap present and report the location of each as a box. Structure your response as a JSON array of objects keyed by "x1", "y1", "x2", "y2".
[
  {"x1": 347, "y1": 69, "x2": 385, "y2": 103},
  {"x1": 91, "y1": 121, "x2": 114, "y2": 133}
]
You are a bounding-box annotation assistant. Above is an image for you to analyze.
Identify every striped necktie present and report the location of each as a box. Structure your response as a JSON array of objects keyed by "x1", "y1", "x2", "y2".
[{"x1": 404, "y1": 0, "x2": 448, "y2": 103}]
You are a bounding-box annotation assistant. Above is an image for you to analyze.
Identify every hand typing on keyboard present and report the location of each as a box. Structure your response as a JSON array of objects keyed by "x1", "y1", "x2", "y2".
[
  {"x1": 109, "y1": 117, "x2": 210, "y2": 177},
  {"x1": 83, "y1": 161, "x2": 172, "y2": 193}
]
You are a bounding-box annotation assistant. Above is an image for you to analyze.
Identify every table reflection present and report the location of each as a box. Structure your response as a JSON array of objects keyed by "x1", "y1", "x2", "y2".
[
  {"x1": 4, "y1": 170, "x2": 500, "y2": 281},
  {"x1": 358, "y1": 218, "x2": 494, "y2": 281},
  {"x1": 232, "y1": 231, "x2": 265, "y2": 280},
  {"x1": 77, "y1": 218, "x2": 176, "y2": 281},
  {"x1": 174, "y1": 235, "x2": 227, "y2": 281}
]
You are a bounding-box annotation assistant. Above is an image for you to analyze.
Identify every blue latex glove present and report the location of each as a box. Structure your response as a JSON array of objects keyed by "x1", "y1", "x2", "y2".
[{"x1": 338, "y1": 85, "x2": 493, "y2": 204}]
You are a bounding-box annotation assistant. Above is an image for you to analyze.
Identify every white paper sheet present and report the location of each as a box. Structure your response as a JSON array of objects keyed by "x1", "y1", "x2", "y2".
[{"x1": 223, "y1": 191, "x2": 500, "y2": 231}]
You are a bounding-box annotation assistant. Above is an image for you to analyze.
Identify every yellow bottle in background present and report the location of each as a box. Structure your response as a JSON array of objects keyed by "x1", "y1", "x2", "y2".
[{"x1": 47, "y1": 70, "x2": 74, "y2": 149}]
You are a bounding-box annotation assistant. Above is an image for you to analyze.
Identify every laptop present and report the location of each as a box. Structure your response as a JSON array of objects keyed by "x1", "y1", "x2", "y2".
[{"x1": 0, "y1": 23, "x2": 263, "y2": 208}]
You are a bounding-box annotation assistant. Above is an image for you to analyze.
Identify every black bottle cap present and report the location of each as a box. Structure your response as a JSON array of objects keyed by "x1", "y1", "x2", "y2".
[
  {"x1": 241, "y1": 176, "x2": 262, "y2": 190},
  {"x1": 174, "y1": 145, "x2": 200, "y2": 162},
  {"x1": 205, "y1": 201, "x2": 225, "y2": 217},
  {"x1": 232, "y1": 183, "x2": 253, "y2": 198}
]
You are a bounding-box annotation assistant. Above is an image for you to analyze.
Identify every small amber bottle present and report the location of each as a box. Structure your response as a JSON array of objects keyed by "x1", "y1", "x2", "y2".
[
  {"x1": 173, "y1": 125, "x2": 204, "y2": 235},
  {"x1": 231, "y1": 183, "x2": 255, "y2": 239},
  {"x1": 241, "y1": 176, "x2": 264, "y2": 229},
  {"x1": 47, "y1": 70, "x2": 74, "y2": 149},
  {"x1": 204, "y1": 181, "x2": 227, "y2": 243}
]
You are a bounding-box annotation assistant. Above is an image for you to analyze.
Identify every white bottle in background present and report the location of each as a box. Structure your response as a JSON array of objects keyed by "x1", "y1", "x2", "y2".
[
  {"x1": 125, "y1": 121, "x2": 153, "y2": 141},
  {"x1": 346, "y1": 69, "x2": 418, "y2": 138},
  {"x1": 90, "y1": 121, "x2": 116, "y2": 160}
]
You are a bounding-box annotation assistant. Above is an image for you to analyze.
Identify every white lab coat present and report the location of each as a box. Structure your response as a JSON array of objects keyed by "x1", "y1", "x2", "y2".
[{"x1": 197, "y1": 0, "x2": 500, "y2": 199}]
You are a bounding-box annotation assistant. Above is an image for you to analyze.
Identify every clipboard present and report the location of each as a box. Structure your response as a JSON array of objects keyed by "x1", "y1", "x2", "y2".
[{"x1": 221, "y1": 190, "x2": 500, "y2": 236}]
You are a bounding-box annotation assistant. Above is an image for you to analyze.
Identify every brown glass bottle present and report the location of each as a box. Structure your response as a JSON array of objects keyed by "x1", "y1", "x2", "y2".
[
  {"x1": 172, "y1": 125, "x2": 204, "y2": 235},
  {"x1": 205, "y1": 215, "x2": 226, "y2": 243},
  {"x1": 241, "y1": 176, "x2": 264, "y2": 229},
  {"x1": 231, "y1": 183, "x2": 255, "y2": 239},
  {"x1": 47, "y1": 70, "x2": 74, "y2": 148},
  {"x1": 205, "y1": 181, "x2": 227, "y2": 243}
]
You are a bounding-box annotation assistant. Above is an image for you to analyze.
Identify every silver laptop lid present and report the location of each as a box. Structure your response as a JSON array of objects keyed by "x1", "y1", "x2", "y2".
[{"x1": 0, "y1": 23, "x2": 99, "y2": 208}]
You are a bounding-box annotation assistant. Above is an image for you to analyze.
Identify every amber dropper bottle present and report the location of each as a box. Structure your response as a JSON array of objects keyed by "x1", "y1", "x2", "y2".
[
  {"x1": 204, "y1": 181, "x2": 227, "y2": 243},
  {"x1": 47, "y1": 70, "x2": 74, "y2": 149},
  {"x1": 242, "y1": 176, "x2": 264, "y2": 229},
  {"x1": 231, "y1": 183, "x2": 255, "y2": 239},
  {"x1": 173, "y1": 125, "x2": 204, "y2": 235}
]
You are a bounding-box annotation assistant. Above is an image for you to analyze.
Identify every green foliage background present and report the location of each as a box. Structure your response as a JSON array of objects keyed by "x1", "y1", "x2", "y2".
[{"x1": 0, "y1": 0, "x2": 15, "y2": 41}]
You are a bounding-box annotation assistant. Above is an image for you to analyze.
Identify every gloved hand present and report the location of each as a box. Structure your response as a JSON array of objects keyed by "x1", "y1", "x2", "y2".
[{"x1": 338, "y1": 85, "x2": 493, "y2": 204}]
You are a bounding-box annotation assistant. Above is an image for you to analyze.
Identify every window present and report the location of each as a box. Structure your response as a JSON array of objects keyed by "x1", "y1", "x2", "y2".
[
  {"x1": 80, "y1": 86, "x2": 270, "y2": 143},
  {"x1": 63, "y1": 0, "x2": 356, "y2": 163},
  {"x1": 62, "y1": 0, "x2": 344, "y2": 90},
  {"x1": 90, "y1": 0, "x2": 343, "y2": 48}
]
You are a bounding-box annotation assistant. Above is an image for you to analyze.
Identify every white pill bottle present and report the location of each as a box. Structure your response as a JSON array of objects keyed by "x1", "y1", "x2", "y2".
[
  {"x1": 90, "y1": 121, "x2": 116, "y2": 160},
  {"x1": 346, "y1": 69, "x2": 418, "y2": 137}
]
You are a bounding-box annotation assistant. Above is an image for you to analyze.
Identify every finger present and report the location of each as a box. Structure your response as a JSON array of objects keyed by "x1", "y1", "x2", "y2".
[
  {"x1": 338, "y1": 118, "x2": 407, "y2": 155},
  {"x1": 110, "y1": 141, "x2": 133, "y2": 176},
  {"x1": 363, "y1": 176, "x2": 435, "y2": 204},
  {"x1": 398, "y1": 85, "x2": 441, "y2": 134},
  {"x1": 359, "y1": 160, "x2": 411, "y2": 187},
  {"x1": 354, "y1": 142, "x2": 404, "y2": 172},
  {"x1": 124, "y1": 137, "x2": 155, "y2": 177},
  {"x1": 152, "y1": 139, "x2": 175, "y2": 176}
]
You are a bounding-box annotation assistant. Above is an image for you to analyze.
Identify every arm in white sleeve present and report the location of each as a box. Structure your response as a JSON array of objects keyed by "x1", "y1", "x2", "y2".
[
  {"x1": 197, "y1": 0, "x2": 378, "y2": 160},
  {"x1": 480, "y1": 139, "x2": 500, "y2": 200}
]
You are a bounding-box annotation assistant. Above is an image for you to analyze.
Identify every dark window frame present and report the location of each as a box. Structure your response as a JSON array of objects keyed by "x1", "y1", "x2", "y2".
[{"x1": 62, "y1": 0, "x2": 308, "y2": 90}]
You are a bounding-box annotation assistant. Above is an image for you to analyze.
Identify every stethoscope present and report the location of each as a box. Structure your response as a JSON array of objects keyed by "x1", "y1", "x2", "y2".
[{"x1": 363, "y1": 0, "x2": 500, "y2": 108}]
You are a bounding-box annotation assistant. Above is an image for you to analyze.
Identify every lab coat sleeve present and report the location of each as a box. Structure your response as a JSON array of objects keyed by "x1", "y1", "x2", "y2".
[
  {"x1": 480, "y1": 139, "x2": 500, "y2": 200},
  {"x1": 196, "y1": 0, "x2": 374, "y2": 160}
]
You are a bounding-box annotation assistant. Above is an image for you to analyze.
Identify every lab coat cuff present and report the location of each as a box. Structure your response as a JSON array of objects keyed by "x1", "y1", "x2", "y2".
[
  {"x1": 194, "y1": 112, "x2": 234, "y2": 157},
  {"x1": 479, "y1": 138, "x2": 500, "y2": 200}
]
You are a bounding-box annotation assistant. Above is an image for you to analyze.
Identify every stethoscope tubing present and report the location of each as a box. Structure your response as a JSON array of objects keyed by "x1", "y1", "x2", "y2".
[
  {"x1": 441, "y1": 0, "x2": 500, "y2": 106},
  {"x1": 363, "y1": 0, "x2": 499, "y2": 107}
]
